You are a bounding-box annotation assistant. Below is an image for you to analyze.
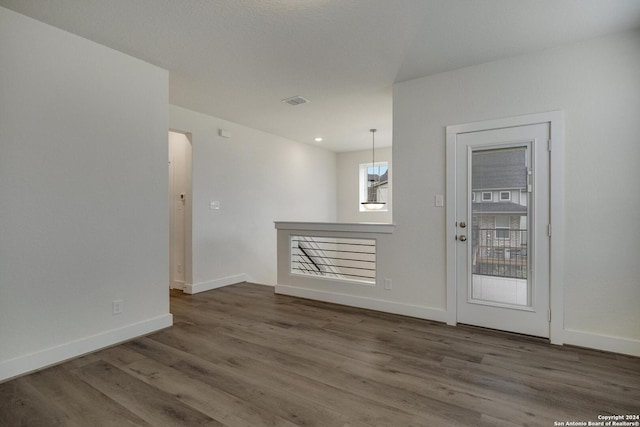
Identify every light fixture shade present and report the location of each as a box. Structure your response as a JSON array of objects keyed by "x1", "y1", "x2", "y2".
[{"x1": 361, "y1": 201, "x2": 386, "y2": 210}]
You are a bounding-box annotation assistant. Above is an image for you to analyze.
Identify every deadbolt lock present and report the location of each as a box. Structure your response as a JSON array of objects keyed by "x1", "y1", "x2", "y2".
[{"x1": 459, "y1": 221, "x2": 467, "y2": 228}]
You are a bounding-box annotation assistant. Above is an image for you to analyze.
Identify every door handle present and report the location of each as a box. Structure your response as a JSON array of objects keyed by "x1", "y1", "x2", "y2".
[{"x1": 458, "y1": 235, "x2": 467, "y2": 242}]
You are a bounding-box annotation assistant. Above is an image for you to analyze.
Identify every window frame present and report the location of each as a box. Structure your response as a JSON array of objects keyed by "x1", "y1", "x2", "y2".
[
  {"x1": 482, "y1": 191, "x2": 492, "y2": 202},
  {"x1": 495, "y1": 216, "x2": 511, "y2": 240},
  {"x1": 500, "y1": 191, "x2": 511, "y2": 201}
]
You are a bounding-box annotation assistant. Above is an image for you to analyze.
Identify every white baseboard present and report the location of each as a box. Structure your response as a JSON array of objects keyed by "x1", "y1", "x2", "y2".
[
  {"x1": 562, "y1": 328, "x2": 640, "y2": 357},
  {"x1": 275, "y1": 284, "x2": 448, "y2": 323},
  {"x1": 0, "y1": 313, "x2": 173, "y2": 383},
  {"x1": 184, "y1": 274, "x2": 247, "y2": 294}
]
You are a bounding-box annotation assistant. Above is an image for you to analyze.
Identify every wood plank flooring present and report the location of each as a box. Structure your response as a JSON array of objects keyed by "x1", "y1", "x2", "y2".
[{"x1": 1, "y1": 282, "x2": 639, "y2": 426}]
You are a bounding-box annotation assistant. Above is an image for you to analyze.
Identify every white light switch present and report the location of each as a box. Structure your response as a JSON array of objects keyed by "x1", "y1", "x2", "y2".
[
  {"x1": 210, "y1": 201, "x2": 220, "y2": 210},
  {"x1": 435, "y1": 194, "x2": 444, "y2": 207}
]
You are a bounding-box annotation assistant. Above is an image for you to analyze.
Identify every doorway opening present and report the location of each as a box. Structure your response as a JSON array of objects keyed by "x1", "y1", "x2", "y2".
[{"x1": 169, "y1": 130, "x2": 193, "y2": 291}]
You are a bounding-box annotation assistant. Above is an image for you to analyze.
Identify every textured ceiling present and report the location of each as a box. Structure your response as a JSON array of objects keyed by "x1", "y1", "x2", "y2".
[{"x1": 2, "y1": 0, "x2": 640, "y2": 151}]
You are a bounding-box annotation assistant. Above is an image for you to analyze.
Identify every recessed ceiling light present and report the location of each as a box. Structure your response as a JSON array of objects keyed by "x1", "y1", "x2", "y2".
[{"x1": 314, "y1": 137, "x2": 323, "y2": 142}]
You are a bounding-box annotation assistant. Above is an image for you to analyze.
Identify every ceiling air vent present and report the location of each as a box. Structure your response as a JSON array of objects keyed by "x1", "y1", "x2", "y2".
[{"x1": 282, "y1": 95, "x2": 309, "y2": 106}]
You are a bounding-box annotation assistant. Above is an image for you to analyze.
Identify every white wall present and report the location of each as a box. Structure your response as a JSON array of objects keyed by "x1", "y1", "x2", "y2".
[
  {"x1": 337, "y1": 147, "x2": 392, "y2": 223},
  {"x1": 0, "y1": 7, "x2": 171, "y2": 381},
  {"x1": 393, "y1": 29, "x2": 640, "y2": 352},
  {"x1": 169, "y1": 105, "x2": 337, "y2": 291}
]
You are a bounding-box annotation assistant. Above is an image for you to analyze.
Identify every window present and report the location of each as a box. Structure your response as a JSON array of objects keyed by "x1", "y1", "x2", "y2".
[
  {"x1": 500, "y1": 191, "x2": 511, "y2": 201},
  {"x1": 359, "y1": 162, "x2": 389, "y2": 211},
  {"x1": 482, "y1": 192, "x2": 492, "y2": 201},
  {"x1": 495, "y1": 216, "x2": 510, "y2": 239},
  {"x1": 471, "y1": 192, "x2": 476, "y2": 202}
]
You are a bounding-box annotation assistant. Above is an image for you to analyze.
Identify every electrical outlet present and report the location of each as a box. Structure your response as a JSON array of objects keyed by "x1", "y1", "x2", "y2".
[
  {"x1": 112, "y1": 300, "x2": 123, "y2": 315},
  {"x1": 384, "y1": 278, "x2": 392, "y2": 290}
]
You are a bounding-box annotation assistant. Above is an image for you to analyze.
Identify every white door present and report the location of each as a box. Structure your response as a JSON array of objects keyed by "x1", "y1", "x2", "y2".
[{"x1": 454, "y1": 123, "x2": 550, "y2": 337}]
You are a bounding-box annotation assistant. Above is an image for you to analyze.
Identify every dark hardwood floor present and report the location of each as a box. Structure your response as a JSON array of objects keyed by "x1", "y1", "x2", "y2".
[{"x1": 2, "y1": 282, "x2": 639, "y2": 426}]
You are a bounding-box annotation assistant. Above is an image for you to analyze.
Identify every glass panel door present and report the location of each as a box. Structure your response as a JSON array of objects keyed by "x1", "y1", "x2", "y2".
[{"x1": 455, "y1": 122, "x2": 550, "y2": 338}]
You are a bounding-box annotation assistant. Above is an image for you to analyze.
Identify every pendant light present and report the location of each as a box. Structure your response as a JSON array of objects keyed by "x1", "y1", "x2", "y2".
[{"x1": 361, "y1": 128, "x2": 386, "y2": 210}]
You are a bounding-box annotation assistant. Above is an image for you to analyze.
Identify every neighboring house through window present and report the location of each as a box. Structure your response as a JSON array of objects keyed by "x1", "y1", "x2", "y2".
[{"x1": 471, "y1": 148, "x2": 528, "y2": 278}]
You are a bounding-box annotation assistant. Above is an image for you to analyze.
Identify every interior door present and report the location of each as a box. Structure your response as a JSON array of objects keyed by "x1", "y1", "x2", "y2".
[{"x1": 455, "y1": 123, "x2": 550, "y2": 337}]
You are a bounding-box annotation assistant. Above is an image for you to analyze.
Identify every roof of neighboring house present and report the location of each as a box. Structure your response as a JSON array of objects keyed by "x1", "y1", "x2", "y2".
[
  {"x1": 368, "y1": 169, "x2": 389, "y2": 187},
  {"x1": 472, "y1": 148, "x2": 527, "y2": 190},
  {"x1": 472, "y1": 202, "x2": 527, "y2": 214}
]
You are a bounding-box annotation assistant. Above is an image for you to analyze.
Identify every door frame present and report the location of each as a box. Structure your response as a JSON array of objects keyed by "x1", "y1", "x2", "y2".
[{"x1": 445, "y1": 111, "x2": 565, "y2": 344}]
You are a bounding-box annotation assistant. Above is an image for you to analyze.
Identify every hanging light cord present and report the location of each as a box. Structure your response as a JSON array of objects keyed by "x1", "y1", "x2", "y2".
[{"x1": 370, "y1": 129, "x2": 377, "y2": 193}]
